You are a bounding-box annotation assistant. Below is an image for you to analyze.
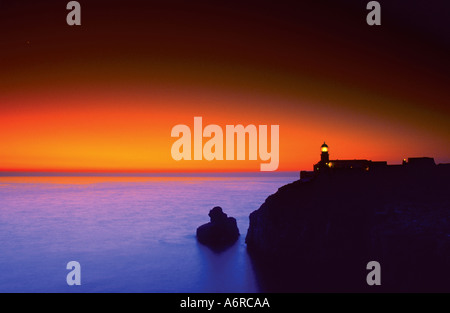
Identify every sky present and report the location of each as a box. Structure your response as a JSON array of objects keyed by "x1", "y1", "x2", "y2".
[{"x1": 0, "y1": 0, "x2": 449, "y2": 172}]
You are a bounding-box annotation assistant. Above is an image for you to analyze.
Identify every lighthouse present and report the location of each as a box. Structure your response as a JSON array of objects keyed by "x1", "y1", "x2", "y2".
[{"x1": 320, "y1": 142, "x2": 329, "y2": 164}]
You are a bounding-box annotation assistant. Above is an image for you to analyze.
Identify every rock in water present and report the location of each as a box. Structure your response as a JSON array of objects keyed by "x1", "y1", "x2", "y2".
[{"x1": 197, "y1": 207, "x2": 240, "y2": 251}]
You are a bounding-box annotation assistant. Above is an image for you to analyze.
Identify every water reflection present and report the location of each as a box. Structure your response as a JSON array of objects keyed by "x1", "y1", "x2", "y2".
[{"x1": 195, "y1": 238, "x2": 259, "y2": 293}]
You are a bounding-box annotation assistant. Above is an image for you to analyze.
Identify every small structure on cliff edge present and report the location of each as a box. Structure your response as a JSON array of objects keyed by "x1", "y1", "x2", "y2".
[
  {"x1": 300, "y1": 142, "x2": 440, "y2": 181},
  {"x1": 196, "y1": 206, "x2": 240, "y2": 252}
]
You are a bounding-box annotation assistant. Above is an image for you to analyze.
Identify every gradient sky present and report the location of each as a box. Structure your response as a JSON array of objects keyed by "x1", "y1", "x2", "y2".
[{"x1": 0, "y1": 0, "x2": 449, "y2": 172}]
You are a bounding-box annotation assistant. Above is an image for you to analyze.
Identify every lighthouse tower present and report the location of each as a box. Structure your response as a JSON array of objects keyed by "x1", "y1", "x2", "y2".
[{"x1": 320, "y1": 142, "x2": 329, "y2": 164}]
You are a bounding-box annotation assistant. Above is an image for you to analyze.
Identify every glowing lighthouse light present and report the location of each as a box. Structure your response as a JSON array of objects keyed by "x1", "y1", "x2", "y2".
[{"x1": 321, "y1": 142, "x2": 328, "y2": 153}]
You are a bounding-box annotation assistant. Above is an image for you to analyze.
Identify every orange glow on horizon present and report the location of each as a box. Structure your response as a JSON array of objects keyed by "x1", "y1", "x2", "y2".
[{"x1": 1, "y1": 84, "x2": 449, "y2": 173}]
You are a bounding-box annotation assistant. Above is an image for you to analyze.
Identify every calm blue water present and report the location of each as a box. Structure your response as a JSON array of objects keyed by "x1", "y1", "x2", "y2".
[{"x1": 0, "y1": 174, "x2": 297, "y2": 293}]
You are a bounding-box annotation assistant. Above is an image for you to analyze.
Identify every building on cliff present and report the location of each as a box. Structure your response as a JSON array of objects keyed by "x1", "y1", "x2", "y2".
[{"x1": 300, "y1": 142, "x2": 443, "y2": 181}]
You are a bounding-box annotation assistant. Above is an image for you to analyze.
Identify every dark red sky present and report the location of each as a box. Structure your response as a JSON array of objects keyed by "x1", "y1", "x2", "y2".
[{"x1": 0, "y1": 0, "x2": 449, "y2": 171}]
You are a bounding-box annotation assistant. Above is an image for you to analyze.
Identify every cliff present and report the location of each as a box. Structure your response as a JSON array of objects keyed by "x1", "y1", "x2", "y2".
[{"x1": 246, "y1": 164, "x2": 450, "y2": 292}]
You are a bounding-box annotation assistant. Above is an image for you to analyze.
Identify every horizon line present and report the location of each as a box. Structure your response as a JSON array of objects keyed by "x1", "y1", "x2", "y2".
[{"x1": 0, "y1": 170, "x2": 300, "y2": 177}]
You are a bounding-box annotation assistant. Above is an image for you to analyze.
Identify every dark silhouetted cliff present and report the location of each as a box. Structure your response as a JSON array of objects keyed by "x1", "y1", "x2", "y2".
[{"x1": 246, "y1": 163, "x2": 450, "y2": 292}]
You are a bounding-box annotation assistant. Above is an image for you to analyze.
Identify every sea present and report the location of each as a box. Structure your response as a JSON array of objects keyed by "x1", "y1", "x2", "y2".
[{"x1": 0, "y1": 173, "x2": 298, "y2": 293}]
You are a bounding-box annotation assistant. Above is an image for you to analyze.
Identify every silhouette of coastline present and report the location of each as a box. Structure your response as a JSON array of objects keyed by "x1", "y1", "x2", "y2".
[{"x1": 245, "y1": 144, "x2": 450, "y2": 292}]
